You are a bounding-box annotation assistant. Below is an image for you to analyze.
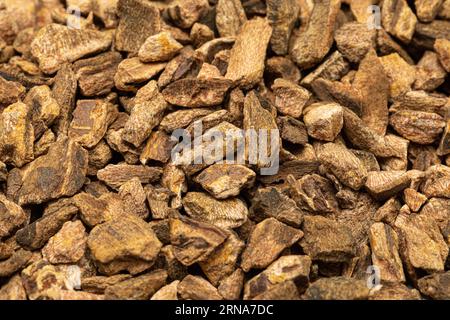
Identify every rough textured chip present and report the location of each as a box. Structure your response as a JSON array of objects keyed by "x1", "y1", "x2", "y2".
[
  {"x1": 0, "y1": 76, "x2": 25, "y2": 107},
  {"x1": 114, "y1": 58, "x2": 167, "y2": 92},
  {"x1": 415, "y1": 0, "x2": 443, "y2": 22},
  {"x1": 105, "y1": 270, "x2": 167, "y2": 300},
  {"x1": 30, "y1": 23, "x2": 112, "y2": 74},
  {"x1": 0, "y1": 194, "x2": 27, "y2": 239},
  {"x1": 267, "y1": 0, "x2": 298, "y2": 55},
  {"x1": 178, "y1": 275, "x2": 223, "y2": 300},
  {"x1": 138, "y1": 31, "x2": 183, "y2": 63},
  {"x1": 334, "y1": 22, "x2": 376, "y2": 63},
  {"x1": 382, "y1": 0, "x2": 417, "y2": 43},
  {"x1": 414, "y1": 51, "x2": 447, "y2": 91},
  {"x1": 303, "y1": 277, "x2": 370, "y2": 300},
  {"x1": 97, "y1": 164, "x2": 162, "y2": 190},
  {"x1": 225, "y1": 18, "x2": 272, "y2": 89},
  {"x1": 118, "y1": 177, "x2": 149, "y2": 219},
  {"x1": 434, "y1": 38, "x2": 450, "y2": 72},
  {"x1": 379, "y1": 53, "x2": 416, "y2": 99},
  {"x1": 418, "y1": 272, "x2": 450, "y2": 300},
  {"x1": 215, "y1": 0, "x2": 247, "y2": 37},
  {"x1": 304, "y1": 103, "x2": 343, "y2": 141},
  {"x1": 365, "y1": 171, "x2": 411, "y2": 201},
  {"x1": 167, "y1": 0, "x2": 210, "y2": 29},
  {"x1": 272, "y1": 79, "x2": 311, "y2": 119}
]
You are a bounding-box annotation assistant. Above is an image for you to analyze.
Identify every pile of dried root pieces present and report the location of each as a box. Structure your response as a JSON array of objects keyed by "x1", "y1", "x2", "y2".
[{"x1": 0, "y1": 0, "x2": 450, "y2": 300}]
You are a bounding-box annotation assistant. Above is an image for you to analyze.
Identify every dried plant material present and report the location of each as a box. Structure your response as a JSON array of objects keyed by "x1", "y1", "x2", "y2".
[
  {"x1": 250, "y1": 187, "x2": 303, "y2": 227},
  {"x1": 216, "y1": 0, "x2": 247, "y2": 37},
  {"x1": 151, "y1": 280, "x2": 180, "y2": 300},
  {"x1": 244, "y1": 255, "x2": 311, "y2": 299},
  {"x1": 199, "y1": 232, "x2": 245, "y2": 285},
  {"x1": 290, "y1": 0, "x2": 341, "y2": 69},
  {"x1": 414, "y1": 51, "x2": 447, "y2": 91},
  {"x1": 390, "y1": 110, "x2": 445, "y2": 145},
  {"x1": 300, "y1": 215, "x2": 356, "y2": 263},
  {"x1": 182, "y1": 192, "x2": 248, "y2": 229},
  {"x1": 415, "y1": 0, "x2": 443, "y2": 22},
  {"x1": 82, "y1": 275, "x2": 131, "y2": 294},
  {"x1": 88, "y1": 215, "x2": 162, "y2": 275},
  {"x1": 272, "y1": 79, "x2": 311, "y2": 118},
  {"x1": 403, "y1": 188, "x2": 427, "y2": 212},
  {"x1": 0, "y1": 249, "x2": 32, "y2": 278},
  {"x1": 420, "y1": 165, "x2": 450, "y2": 198},
  {"x1": 0, "y1": 101, "x2": 34, "y2": 167},
  {"x1": 377, "y1": 28, "x2": 414, "y2": 64},
  {"x1": 162, "y1": 78, "x2": 232, "y2": 107},
  {"x1": 394, "y1": 213, "x2": 448, "y2": 273},
  {"x1": 266, "y1": 0, "x2": 298, "y2": 55},
  {"x1": 69, "y1": 100, "x2": 118, "y2": 148},
  {"x1": 118, "y1": 178, "x2": 149, "y2": 219},
  {"x1": 278, "y1": 116, "x2": 308, "y2": 145},
  {"x1": 0, "y1": 275, "x2": 27, "y2": 300},
  {"x1": 369, "y1": 222, "x2": 405, "y2": 283},
  {"x1": 353, "y1": 49, "x2": 390, "y2": 136},
  {"x1": 334, "y1": 22, "x2": 376, "y2": 63},
  {"x1": 146, "y1": 187, "x2": 175, "y2": 220},
  {"x1": 114, "y1": 58, "x2": 166, "y2": 92},
  {"x1": 197, "y1": 63, "x2": 222, "y2": 79},
  {"x1": 140, "y1": 131, "x2": 174, "y2": 165},
  {"x1": 30, "y1": 24, "x2": 111, "y2": 74},
  {"x1": 434, "y1": 38, "x2": 450, "y2": 72},
  {"x1": 265, "y1": 56, "x2": 301, "y2": 84},
  {"x1": 162, "y1": 165, "x2": 187, "y2": 209},
  {"x1": 217, "y1": 268, "x2": 244, "y2": 300},
  {"x1": 169, "y1": 217, "x2": 228, "y2": 266},
  {"x1": 138, "y1": 31, "x2": 183, "y2": 63},
  {"x1": 391, "y1": 90, "x2": 449, "y2": 116},
  {"x1": 369, "y1": 283, "x2": 421, "y2": 300},
  {"x1": 303, "y1": 277, "x2": 370, "y2": 300},
  {"x1": 0, "y1": 76, "x2": 25, "y2": 107},
  {"x1": 300, "y1": 51, "x2": 350, "y2": 88},
  {"x1": 418, "y1": 271, "x2": 450, "y2": 300},
  {"x1": 379, "y1": 53, "x2": 416, "y2": 98},
  {"x1": 92, "y1": 0, "x2": 119, "y2": 28},
  {"x1": 160, "y1": 108, "x2": 213, "y2": 133},
  {"x1": 42, "y1": 221, "x2": 87, "y2": 264},
  {"x1": 194, "y1": 164, "x2": 255, "y2": 199},
  {"x1": 168, "y1": 0, "x2": 210, "y2": 29},
  {"x1": 7, "y1": 137, "x2": 87, "y2": 206},
  {"x1": 52, "y1": 64, "x2": 77, "y2": 135},
  {"x1": 0, "y1": 194, "x2": 27, "y2": 239},
  {"x1": 190, "y1": 23, "x2": 214, "y2": 49},
  {"x1": 240, "y1": 218, "x2": 303, "y2": 271},
  {"x1": 212, "y1": 50, "x2": 231, "y2": 76},
  {"x1": 105, "y1": 270, "x2": 167, "y2": 300},
  {"x1": 304, "y1": 103, "x2": 343, "y2": 141},
  {"x1": 97, "y1": 163, "x2": 162, "y2": 189},
  {"x1": 0, "y1": 242, "x2": 13, "y2": 260},
  {"x1": 226, "y1": 18, "x2": 272, "y2": 89},
  {"x1": 115, "y1": 0, "x2": 161, "y2": 53},
  {"x1": 122, "y1": 81, "x2": 168, "y2": 147},
  {"x1": 74, "y1": 52, "x2": 122, "y2": 97},
  {"x1": 420, "y1": 198, "x2": 450, "y2": 236},
  {"x1": 317, "y1": 143, "x2": 368, "y2": 191},
  {"x1": 365, "y1": 171, "x2": 410, "y2": 201},
  {"x1": 178, "y1": 275, "x2": 223, "y2": 300},
  {"x1": 87, "y1": 140, "x2": 113, "y2": 175},
  {"x1": 381, "y1": 0, "x2": 417, "y2": 43},
  {"x1": 252, "y1": 280, "x2": 300, "y2": 300}
]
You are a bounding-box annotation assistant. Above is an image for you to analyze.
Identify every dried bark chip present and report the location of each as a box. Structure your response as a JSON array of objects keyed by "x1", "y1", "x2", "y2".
[
  {"x1": 199, "y1": 232, "x2": 245, "y2": 286},
  {"x1": 122, "y1": 81, "x2": 168, "y2": 147},
  {"x1": 216, "y1": 0, "x2": 247, "y2": 37},
  {"x1": 73, "y1": 192, "x2": 116, "y2": 227},
  {"x1": 190, "y1": 23, "x2": 215, "y2": 49},
  {"x1": 369, "y1": 222, "x2": 405, "y2": 283},
  {"x1": 244, "y1": 255, "x2": 311, "y2": 300},
  {"x1": 118, "y1": 177, "x2": 149, "y2": 219},
  {"x1": 420, "y1": 198, "x2": 450, "y2": 236},
  {"x1": 418, "y1": 271, "x2": 450, "y2": 300},
  {"x1": 162, "y1": 164, "x2": 187, "y2": 209},
  {"x1": 218, "y1": 269, "x2": 244, "y2": 301},
  {"x1": 88, "y1": 215, "x2": 162, "y2": 275},
  {"x1": 439, "y1": 0, "x2": 450, "y2": 19},
  {"x1": 0, "y1": 275, "x2": 27, "y2": 300},
  {"x1": 82, "y1": 275, "x2": 132, "y2": 294},
  {"x1": 7, "y1": 137, "x2": 87, "y2": 206},
  {"x1": 252, "y1": 280, "x2": 300, "y2": 300},
  {"x1": 272, "y1": 78, "x2": 311, "y2": 118},
  {"x1": 52, "y1": 64, "x2": 77, "y2": 135},
  {"x1": 212, "y1": 49, "x2": 231, "y2": 76},
  {"x1": 146, "y1": 186, "x2": 176, "y2": 219},
  {"x1": 290, "y1": 0, "x2": 341, "y2": 69},
  {"x1": 300, "y1": 215, "x2": 356, "y2": 263},
  {"x1": 105, "y1": 269, "x2": 167, "y2": 300},
  {"x1": 97, "y1": 164, "x2": 162, "y2": 190},
  {"x1": 303, "y1": 277, "x2": 370, "y2": 300},
  {"x1": 140, "y1": 131, "x2": 175, "y2": 165},
  {"x1": 435, "y1": 38, "x2": 450, "y2": 72},
  {"x1": 162, "y1": 78, "x2": 232, "y2": 108},
  {"x1": 300, "y1": 51, "x2": 350, "y2": 88},
  {"x1": 390, "y1": 110, "x2": 445, "y2": 145},
  {"x1": 438, "y1": 118, "x2": 450, "y2": 156},
  {"x1": 194, "y1": 164, "x2": 255, "y2": 199},
  {"x1": 369, "y1": 283, "x2": 421, "y2": 300},
  {"x1": 379, "y1": 53, "x2": 416, "y2": 99},
  {"x1": 412, "y1": 20, "x2": 450, "y2": 50},
  {"x1": 334, "y1": 22, "x2": 376, "y2": 63},
  {"x1": 0, "y1": 0, "x2": 36, "y2": 44},
  {"x1": 182, "y1": 192, "x2": 248, "y2": 229},
  {"x1": 225, "y1": 17, "x2": 272, "y2": 89},
  {"x1": 365, "y1": 171, "x2": 411, "y2": 201},
  {"x1": 0, "y1": 194, "x2": 27, "y2": 239},
  {"x1": 114, "y1": 57, "x2": 167, "y2": 92},
  {"x1": 151, "y1": 280, "x2": 180, "y2": 300},
  {"x1": 266, "y1": 0, "x2": 298, "y2": 55},
  {"x1": 265, "y1": 56, "x2": 301, "y2": 84},
  {"x1": 391, "y1": 90, "x2": 449, "y2": 116},
  {"x1": 353, "y1": 49, "x2": 390, "y2": 136},
  {"x1": 414, "y1": 51, "x2": 447, "y2": 91},
  {"x1": 0, "y1": 241, "x2": 13, "y2": 260},
  {"x1": 160, "y1": 108, "x2": 212, "y2": 133},
  {"x1": 317, "y1": 143, "x2": 368, "y2": 191},
  {"x1": 420, "y1": 165, "x2": 450, "y2": 198},
  {"x1": 178, "y1": 275, "x2": 223, "y2": 300},
  {"x1": 415, "y1": 0, "x2": 444, "y2": 22},
  {"x1": 403, "y1": 188, "x2": 427, "y2": 212},
  {"x1": 69, "y1": 100, "x2": 118, "y2": 148},
  {"x1": 0, "y1": 101, "x2": 34, "y2": 168},
  {"x1": 197, "y1": 63, "x2": 223, "y2": 80},
  {"x1": 138, "y1": 31, "x2": 183, "y2": 63},
  {"x1": 169, "y1": 216, "x2": 228, "y2": 266},
  {"x1": 167, "y1": 0, "x2": 210, "y2": 29},
  {"x1": 42, "y1": 220, "x2": 87, "y2": 264},
  {"x1": 377, "y1": 28, "x2": 415, "y2": 64},
  {"x1": 156, "y1": 245, "x2": 189, "y2": 281},
  {"x1": 115, "y1": 0, "x2": 161, "y2": 53},
  {"x1": 92, "y1": 0, "x2": 119, "y2": 28},
  {"x1": 30, "y1": 23, "x2": 112, "y2": 74},
  {"x1": 240, "y1": 217, "x2": 303, "y2": 272},
  {"x1": 304, "y1": 103, "x2": 343, "y2": 141},
  {"x1": 0, "y1": 76, "x2": 25, "y2": 107},
  {"x1": 0, "y1": 249, "x2": 32, "y2": 278},
  {"x1": 73, "y1": 52, "x2": 122, "y2": 97},
  {"x1": 381, "y1": 0, "x2": 417, "y2": 43}
]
